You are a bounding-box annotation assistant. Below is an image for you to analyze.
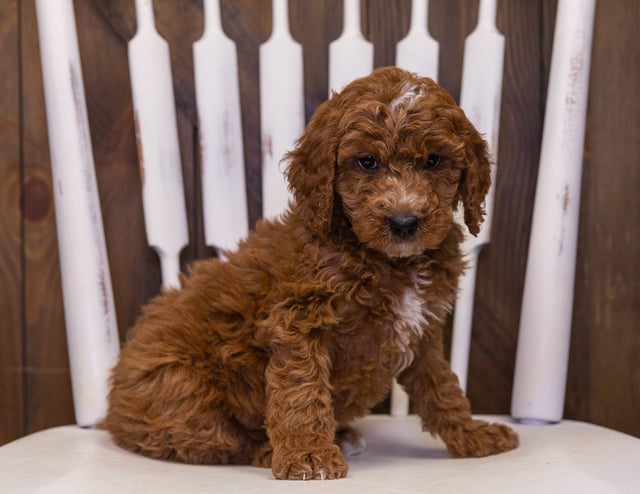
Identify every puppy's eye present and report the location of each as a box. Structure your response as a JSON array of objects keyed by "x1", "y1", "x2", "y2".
[
  {"x1": 424, "y1": 154, "x2": 441, "y2": 170},
  {"x1": 357, "y1": 155, "x2": 379, "y2": 171}
]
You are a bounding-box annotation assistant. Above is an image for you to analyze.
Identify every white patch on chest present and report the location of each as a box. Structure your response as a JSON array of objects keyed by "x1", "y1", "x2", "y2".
[{"x1": 389, "y1": 285, "x2": 429, "y2": 374}]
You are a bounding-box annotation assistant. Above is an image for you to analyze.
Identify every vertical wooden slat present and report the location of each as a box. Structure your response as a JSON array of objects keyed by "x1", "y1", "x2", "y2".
[
  {"x1": 429, "y1": 0, "x2": 478, "y2": 102},
  {"x1": 466, "y1": 0, "x2": 548, "y2": 413},
  {"x1": 21, "y1": 0, "x2": 74, "y2": 433},
  {"x1": 0, "y1": 0, "x2": 24, "y2": 445},
  {"x1": 362, "y1": 0, "x2": 411, "y2": 69},
  {"x1": 36, "y1": 0, "x2": 121, "y2": 426},
  {"x1": 128, "y1": 0, "x2": 190, "y2": 289},
  {"x1": 512, "y1": 0, "x2": 596, "y2": 424},
  {"x1": 567, "y1": 0, "x2": 640, "y2": 437},
  {"x1": 290, "y1": 0, "x2": 341, "y2": 121},
  {"x1": 194, "y1": 0, "x2": 249, "y2": 254},
  {"x1": 74, "y1": 0, "x2": 158, "y2": 338}
]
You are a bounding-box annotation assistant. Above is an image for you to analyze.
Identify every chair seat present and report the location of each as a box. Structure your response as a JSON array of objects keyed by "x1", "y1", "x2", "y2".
[{"x1": 1, "y1": 415, "x2": 638, "y2": 493}]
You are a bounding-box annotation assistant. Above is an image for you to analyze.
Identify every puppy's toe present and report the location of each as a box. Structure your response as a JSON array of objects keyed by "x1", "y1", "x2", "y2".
[
  {"x1": 272, "y1": 445, "x2": 349, "y2": 480},
  {"x1": 441, "y1": 419, "x2": 519, "y2": 458}
]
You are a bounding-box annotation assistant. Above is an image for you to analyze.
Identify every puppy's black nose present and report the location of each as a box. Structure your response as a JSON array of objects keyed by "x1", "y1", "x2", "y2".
[{"x1": 389, "y1": 214, "x2": 419, "y2": 239}]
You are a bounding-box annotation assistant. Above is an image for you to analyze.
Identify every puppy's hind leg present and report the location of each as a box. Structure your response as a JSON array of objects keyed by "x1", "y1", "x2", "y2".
[{"x1": 104, "y1": 354, "x2": 264, "y2": 465}]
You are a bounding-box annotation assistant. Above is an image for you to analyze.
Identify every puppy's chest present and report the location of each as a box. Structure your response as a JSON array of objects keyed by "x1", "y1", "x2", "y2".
[
  {"x1": 332, "y1": 276, "x2": 437, "y2": 375},
  {"x1": 386, "y1": 284, "x2": 432, "y2": 373}
]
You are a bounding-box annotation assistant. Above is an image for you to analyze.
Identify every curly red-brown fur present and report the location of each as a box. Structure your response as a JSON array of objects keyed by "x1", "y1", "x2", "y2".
[{"x1": 102, "y1": 67, "x2": 517, "y2": 480}]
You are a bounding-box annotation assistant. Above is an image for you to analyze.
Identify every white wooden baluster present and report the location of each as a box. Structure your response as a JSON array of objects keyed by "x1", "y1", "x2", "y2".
[
  {"x1": 129, "y1": 0, "x2": 188, "y2": 288},
  {"x1": 194, "y1": 0, "x2": 248, "y2": 253},
  {"x1": 395, "y1": 0, "x2": 438, "y2": 79},
  {"x1": 511, "y1": 0, "x2": 596, "y2": 424},
  {"x1": 259, "y1": 0, "x2": 303, "y2": 220},
  {"x1": 328, "y1": 0, "x2": 374, "y2": 94},
  {"x1": 450, "y1": 0, "x2": 505, "y2": 392},
  {"x1": 35, "y1": 0, "x2": 120, "y2": 427}
]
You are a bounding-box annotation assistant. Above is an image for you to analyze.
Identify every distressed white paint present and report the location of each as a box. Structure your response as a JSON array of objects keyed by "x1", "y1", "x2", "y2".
[
  {"x1": 328, "y1": 0, "x2": 374, "y2": 94},
  {"x1": 395, "y1": 0, "x2": 438, "y2": 80},
  {"x1": 390, "y1": 379, "x2": 411, "y2": 417},
  {"x1": 35, "y1": 0, "x2": 120, "y2": 427},
  {"x1": 194, "y1": 0, "x2": 248, "y2": 252},
  {"x1": 450, "y1": 0, "x2": 505, "y2": 392},
  {"x1": 259, "y1": 0, "x2": 303, "y2": 220},
  {"x1": 129, "y1": 0, "x2": 188, "y2": 288},
  {"x1": 511, "y1": 0, "x2": 596, "y2": 424}
]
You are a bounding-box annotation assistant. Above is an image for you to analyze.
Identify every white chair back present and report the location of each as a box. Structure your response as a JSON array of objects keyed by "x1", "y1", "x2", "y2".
[{"x1": 35, "y1": 0, "x2": 595, "y2": 429}]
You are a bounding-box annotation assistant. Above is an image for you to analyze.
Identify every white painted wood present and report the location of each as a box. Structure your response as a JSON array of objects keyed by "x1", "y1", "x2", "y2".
[
  {"x1": 450, "y1": 0, "x2": 505, "y2": 392},
  {"x1": 34, "y1": 0, "x2": 120, "y2": 427},
  {"x1": 511, "y1": 0, "x2": 596, "y2": 424},
  {"x1": 3, "y1": 416, "x2": 640, "y2": 493},
  {"x1": 259, "y1": 0, "x2": 303, "y2": 220},
  {"x1": 328, "y1": 0, "x2": 374, "y2": 94},
  {"x1": 129, "y1": 0, "x2": 188, "y2": 288},
  {"x1": 395, "y1": 0, "x2": 438, "y2": 80},
  {"x1": 194, "y1": 0, "x2": 248, "y2": 253},
  {"x1": 389, "y1": 380, "x2": 410, "y2": 417}
]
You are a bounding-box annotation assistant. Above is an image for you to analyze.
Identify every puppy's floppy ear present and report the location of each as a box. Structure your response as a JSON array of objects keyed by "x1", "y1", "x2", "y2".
[
  {"x1": 285, "y1": 97, "x2": 340, "y2": 238},
  {"x1": 457, "y1": 120, "x2": 492, "y2": 236}
]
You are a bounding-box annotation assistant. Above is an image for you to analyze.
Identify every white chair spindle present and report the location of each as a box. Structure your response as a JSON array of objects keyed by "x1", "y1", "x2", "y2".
[
  {"x1": 328, "y1": 0, "x2": 374, "y2": 94},
  {"x1": 259, "y1": 0, "x2": 303, "y2": 220},
  {"x1": 395, "y1": 0, "x2": 438, "y2": 80},
  {"x1": 194, "y1": 0, "x2": 248, "y2": 253},
  {"x1": 450, "y1": 0, "x2": 505, "y2": 392},
  {"x1": 35, "y1": 0, "x2": 120, "y2": 427},
  {"x1": 511, "y1": 0, "x2": 597, "y2": 424},
  {"x1": 129, "y1": 0, "x2": 189, "y2": 289}
]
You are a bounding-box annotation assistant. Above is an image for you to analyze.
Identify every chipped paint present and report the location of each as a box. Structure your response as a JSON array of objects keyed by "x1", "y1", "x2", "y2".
[
  {"x1": 223, "y1": 109, "x2": 233, "y2": 173},
  {"x1": 263, "y1": 134, "x2": 274, "y2": 159},
  {"x1": 69, "y1": 62, "x2": 116, "y2": 326},
  {"x1": 133, "y1": 110, "x2": 145, "y2": 185},
  {"x1": 562, "y1": 184, "x2": 570, "y2": 213},
  {"x1": 565, "y1": 54, "x2": 583, "y2": 107}
]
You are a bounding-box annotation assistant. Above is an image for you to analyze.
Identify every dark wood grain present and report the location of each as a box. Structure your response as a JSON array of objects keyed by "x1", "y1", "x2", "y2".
[
  {"x1": 74, "y1": 0, "x2": 161, "y2": 338},
  {"x1": 0, "y1": 0, "x2": 24, "y2": 445},
  {"x1": 567, "y1": 0, "x2": 640, "y2": 436},
  {"x1": 466, "y1": 0, "x2": 548, "y2": 414},
  {"x1": 1, "y1": 0, "x2": 639, "y2": 445}
]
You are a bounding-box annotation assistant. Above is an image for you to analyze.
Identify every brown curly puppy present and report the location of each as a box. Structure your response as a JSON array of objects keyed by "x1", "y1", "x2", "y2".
[{"x1": 103, "y1": 67, "x2": 518, "y2": 480}]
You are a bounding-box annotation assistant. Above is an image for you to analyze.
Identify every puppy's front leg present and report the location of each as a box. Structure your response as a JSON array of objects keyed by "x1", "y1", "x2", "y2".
[
  {"x1": 264, "y1": 332, "x2": 348, "y2": 480},
  {"x1": 397, "y1": 330, "x2": 518, "y2": 457}
]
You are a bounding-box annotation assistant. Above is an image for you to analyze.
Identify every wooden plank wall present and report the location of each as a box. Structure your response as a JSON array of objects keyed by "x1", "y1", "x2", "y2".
[{"x1": 0, "y1": 0, "x2": 638, "y2": 445}]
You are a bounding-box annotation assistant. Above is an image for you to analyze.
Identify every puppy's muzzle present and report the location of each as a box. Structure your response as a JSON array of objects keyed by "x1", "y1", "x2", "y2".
[{"x1": 388, "y1": 214, "x2": 420, "y2": 239}]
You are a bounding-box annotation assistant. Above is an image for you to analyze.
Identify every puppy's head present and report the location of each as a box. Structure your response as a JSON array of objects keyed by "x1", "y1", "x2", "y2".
[{"x1": 286, "y1": 67, "x2": 491, "y2": 258}]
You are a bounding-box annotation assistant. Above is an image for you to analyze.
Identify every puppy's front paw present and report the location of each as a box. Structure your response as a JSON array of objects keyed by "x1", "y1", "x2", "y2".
[
  {"x1": 272, "y1": 444, "x2": 349, "y2": 480},
  {"x1": 441, "y1": 419, "x2": 519, "y2": 458}
]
